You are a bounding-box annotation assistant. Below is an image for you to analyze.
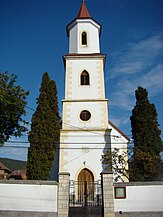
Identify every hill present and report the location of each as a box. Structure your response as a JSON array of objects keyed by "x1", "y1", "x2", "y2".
[{"x1": 0, "y1": 158, "x2": 26, "y2": 171}]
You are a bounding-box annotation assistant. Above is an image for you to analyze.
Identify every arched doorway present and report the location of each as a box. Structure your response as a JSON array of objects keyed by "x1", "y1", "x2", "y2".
[{"x1": 77, "y1": 168, "x2": 94, "y2": 203}]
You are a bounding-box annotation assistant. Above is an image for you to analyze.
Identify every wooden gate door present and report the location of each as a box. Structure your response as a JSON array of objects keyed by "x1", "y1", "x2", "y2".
[
  {"x1": 78, "y1": 168, "x2": 94, "y2": 203},
  {"x1": 69, "y1": 169, "x2": 102, "y2": 217}
]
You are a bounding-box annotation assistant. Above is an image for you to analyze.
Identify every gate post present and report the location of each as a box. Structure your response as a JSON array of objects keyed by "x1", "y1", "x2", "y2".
[
  {"x1": 101, "y1": 171, "x2": 115, "y2": 217},
  {"x1": 58, "y1": 172, "x2": 70, "y2": 217}
]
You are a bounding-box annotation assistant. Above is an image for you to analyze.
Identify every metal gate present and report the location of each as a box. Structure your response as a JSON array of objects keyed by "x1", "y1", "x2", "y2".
[{"x1": 69, "y1": 180, "x2": 102, "y2": 217}]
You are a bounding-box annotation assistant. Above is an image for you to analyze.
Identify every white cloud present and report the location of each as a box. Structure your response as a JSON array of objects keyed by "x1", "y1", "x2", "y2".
[
  {"x1": 110, "y1": 117, "x2": 130, "y2": 128},
  {"x1": 0, "y1": 146, "x2": 28, "y2": 161},
  {"x1": 110, "y1": 63, "x2": 163, "y2": 111},
  {"x1": 140, "y1": 64, "x2": 163, "y2": 96},
  {"x1": 108, "y1": 33, "x2": 163, "y2": 117},
  {"x1": 0, "y1": 136, "x2": 29, "y2": 161},
  {"x1": 108, "y1": 34, "x2": 163, "y2": 78}
]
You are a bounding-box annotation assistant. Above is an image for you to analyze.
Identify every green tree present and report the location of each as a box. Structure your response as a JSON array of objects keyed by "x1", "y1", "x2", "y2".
[
  {"x1": 26, "y1": 72, "x2": 60, "y2": 180},
  {"x1": 0, "y1": 72, "x2": 29, "y2": 144},
  {"x1": 130, "y1": 86, "x2": 162, "y2": 181}
]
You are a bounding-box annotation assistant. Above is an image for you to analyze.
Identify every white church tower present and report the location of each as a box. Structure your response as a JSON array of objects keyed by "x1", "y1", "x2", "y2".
[{"x1": 59, "y1": 1, "x2": 129, "y2": 183}]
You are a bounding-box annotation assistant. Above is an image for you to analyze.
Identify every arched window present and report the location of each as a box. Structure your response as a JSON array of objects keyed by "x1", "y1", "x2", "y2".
[
  {"x1": 81, "y1": 31, "x2": 87, "y2": 45},
  {"x1": 80, "y1": 110, "x2": 91, "y2": 121},
  {"x1": 81, "y1": 70, "x2": 90, "y2": 85}
]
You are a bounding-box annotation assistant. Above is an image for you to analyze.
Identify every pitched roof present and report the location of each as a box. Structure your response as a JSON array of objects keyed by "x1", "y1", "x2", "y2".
[
  {"x1": 0, "y1": 162, "x2": 11, "y2": 172},
  {"x1": 108, "y1": 120, "x2": 130, "y2": 142},
  {"x1": 66, "y1": 1, "x2": 101, "y2": 37},
  {"x1": 77, "y1": 1, "x2": 91, "y2": 19}
]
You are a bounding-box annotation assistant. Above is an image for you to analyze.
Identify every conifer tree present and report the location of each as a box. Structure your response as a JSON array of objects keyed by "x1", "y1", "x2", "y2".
[
  {"x1": 26, "y1": 72, "x2": 60, "y2": 180},
  {"x1": 130, "y1": 86, "x2": 162, "y2": 181}
]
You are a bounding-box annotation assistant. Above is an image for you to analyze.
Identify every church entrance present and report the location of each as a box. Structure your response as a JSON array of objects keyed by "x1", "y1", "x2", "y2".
[
  {"x1": 69, "y1": 168, "x2": 102, "y2": 217},
  {"x1": 78, "y1": 168, "x2": 94, "y2": 203}
]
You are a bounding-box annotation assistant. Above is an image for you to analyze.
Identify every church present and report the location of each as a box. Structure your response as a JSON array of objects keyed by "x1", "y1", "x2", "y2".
[{"x1": 59, "y1": 1, "x2": 129, "y2": 184}]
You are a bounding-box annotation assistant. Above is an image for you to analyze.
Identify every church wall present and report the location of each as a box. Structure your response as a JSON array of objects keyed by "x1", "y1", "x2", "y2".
[
  {"x1": 69, "y1": 21, "x2": 100, "y2": 54},
  {"x1": 109, "y1": 124, "x2": 129, "y2": 182},
  {"x1": 59, "y1": 130, "x2": 110, "y2": 181},
  {"x1": 62, "y1": 100, "x2": 108, "y2": 129},
  {"x1": 65, "y1": 58, "x2": 105, "y2": 100},
  {"x1": 69, "y1": 25, "x2": 78, "y2": 53}
]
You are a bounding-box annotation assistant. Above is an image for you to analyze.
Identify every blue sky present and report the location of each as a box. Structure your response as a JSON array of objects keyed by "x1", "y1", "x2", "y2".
[{"x1": 0, "y1": 0, "x2": 163, "y2": 160}]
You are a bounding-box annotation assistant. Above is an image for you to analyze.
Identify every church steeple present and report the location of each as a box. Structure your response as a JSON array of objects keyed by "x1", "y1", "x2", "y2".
[
  {"x1": 67, "y1": 1, "x2": 101, "y2": 54},
  {"x1": 77, "y1": 0, "x2": 91, "y2": 19}
]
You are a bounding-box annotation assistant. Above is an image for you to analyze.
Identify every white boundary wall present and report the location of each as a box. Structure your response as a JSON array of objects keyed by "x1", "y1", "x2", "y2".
[
  {"x1": 0, "y1": 180, "x2": 58, "y2": 213},
  {"x1": 0, "y1": 180, "x2": 163, "y2": 214},
  {"x1": 114, "y1": 182, "x2": 163, "y2": 213}
]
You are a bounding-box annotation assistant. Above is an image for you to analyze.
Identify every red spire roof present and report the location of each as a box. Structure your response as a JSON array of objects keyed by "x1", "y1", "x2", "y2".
[{"x1": 77, "y1": 0, "x2": 91, "y2": 19}]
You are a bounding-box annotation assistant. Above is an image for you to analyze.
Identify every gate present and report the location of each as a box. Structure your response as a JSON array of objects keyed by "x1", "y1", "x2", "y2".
[{"x1": 69, "y1": 180, "x2": 102, "y2": 217}]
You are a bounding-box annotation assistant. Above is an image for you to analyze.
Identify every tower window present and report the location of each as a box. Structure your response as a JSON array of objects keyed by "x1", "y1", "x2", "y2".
[
  {"x1": 81, "y1": 32, "x2": 87, "y2": 45},
  {"x1": 81, "y1": 70, "x2": 90, "y2": 85},
  {"x1": 80, "y1": 110, "x2": 91, "y2": 121}
]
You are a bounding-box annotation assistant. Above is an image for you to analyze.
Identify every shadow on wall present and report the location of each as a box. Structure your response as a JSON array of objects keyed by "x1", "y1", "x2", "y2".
[
  {"x1": 49, "y1": 147, "x2": 59, "y2": 181},
  {"x1": 102, "y1": 129, "x2": 112, "y2": 172}
]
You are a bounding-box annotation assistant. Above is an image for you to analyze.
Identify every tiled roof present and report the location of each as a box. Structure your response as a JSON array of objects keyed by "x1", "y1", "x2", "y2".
[
  {"x1": 0, "y1": 162, "x2": 11, "y2": 172},
  {"x1": 66, "y1": 1, "x2": 101, "y2": 37},
  {"x1": 77, "y1": 1, "x2": 91, "y2": 19}
]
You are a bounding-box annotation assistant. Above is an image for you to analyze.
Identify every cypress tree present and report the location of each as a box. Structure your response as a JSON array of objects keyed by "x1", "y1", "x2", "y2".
[
  {"x1": 130, "y1": 86, "x2": 162, "y2": 181},
  {"x1": 26, "y1": 72, "x2": 60, "y2": 180}
]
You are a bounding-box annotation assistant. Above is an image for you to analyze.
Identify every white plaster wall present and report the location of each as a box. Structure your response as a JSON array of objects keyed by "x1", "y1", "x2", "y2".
[
  {"x1": 60, "y1": 130, "x2": 110, "y2": 181},
  {"x1": 69, "y1": 25, "x2": 78, "y2": 53},
  {"x1": 114, "y1": 185, "x2": 163, "y2": 212},
  {"x1": 65, "y1": 59, "x2": 105, "y2": 100},
  {"x1": 109, "y1": 124, "x2": 129, "y2": 146},
  {"x1": 69, "y1": 20, "x2": 100, "y2": 54},
  {"x1": 62, "y1": 100, "x2": 108, "y2": 129},
  {"x1": 0, "y1": 182, "x2": 58, "y2": 212},
  {"x1": 108, "y1": 123, "x2": 129, "y2": 182}
]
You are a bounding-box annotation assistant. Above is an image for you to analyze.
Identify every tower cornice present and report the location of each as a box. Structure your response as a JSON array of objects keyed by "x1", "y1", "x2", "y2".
[
  {"x1": 66, "y1": 18, "x2": 102, "y2": 38},
  {"x1": 62, "y1": 53, "x2": 106, "y2": 69}
]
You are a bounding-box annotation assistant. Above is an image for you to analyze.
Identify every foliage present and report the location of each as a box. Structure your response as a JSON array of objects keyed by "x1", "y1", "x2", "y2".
[
  {"x1": 130, "y1": 86, "x2": 162, "y2": 181},
  {"x1": 102, "y1": 148, "x2": 130, "y2": 182},
  {"x1": 0, "y1": 72, "x2": 29, "y2": 144},
  {"x1": 26, "y1": 72, "x2": 60, "y2": 180}
]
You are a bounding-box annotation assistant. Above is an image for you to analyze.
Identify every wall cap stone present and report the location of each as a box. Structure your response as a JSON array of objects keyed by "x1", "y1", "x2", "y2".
[
  {"x1": 0, "y1": 180, "x2": 58, "y2": 185},
  {"x1": 58, "y1": 172, "x2": 70, "y2": 176},
  {"x1": 114, "y1": 181, "x2": 163, "y2": 186}
]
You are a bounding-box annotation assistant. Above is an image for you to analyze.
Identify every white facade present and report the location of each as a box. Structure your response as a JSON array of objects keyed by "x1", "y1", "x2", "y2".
[
  {"x1": 64, "y1": 56, "x2": 105, "y2": 100},
  {"x1": 59, "y1": 3, "x2": 129, "y2": 182},
  {"x1": 68, "y1": 19, "x2": 101, "y2": 54}
]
